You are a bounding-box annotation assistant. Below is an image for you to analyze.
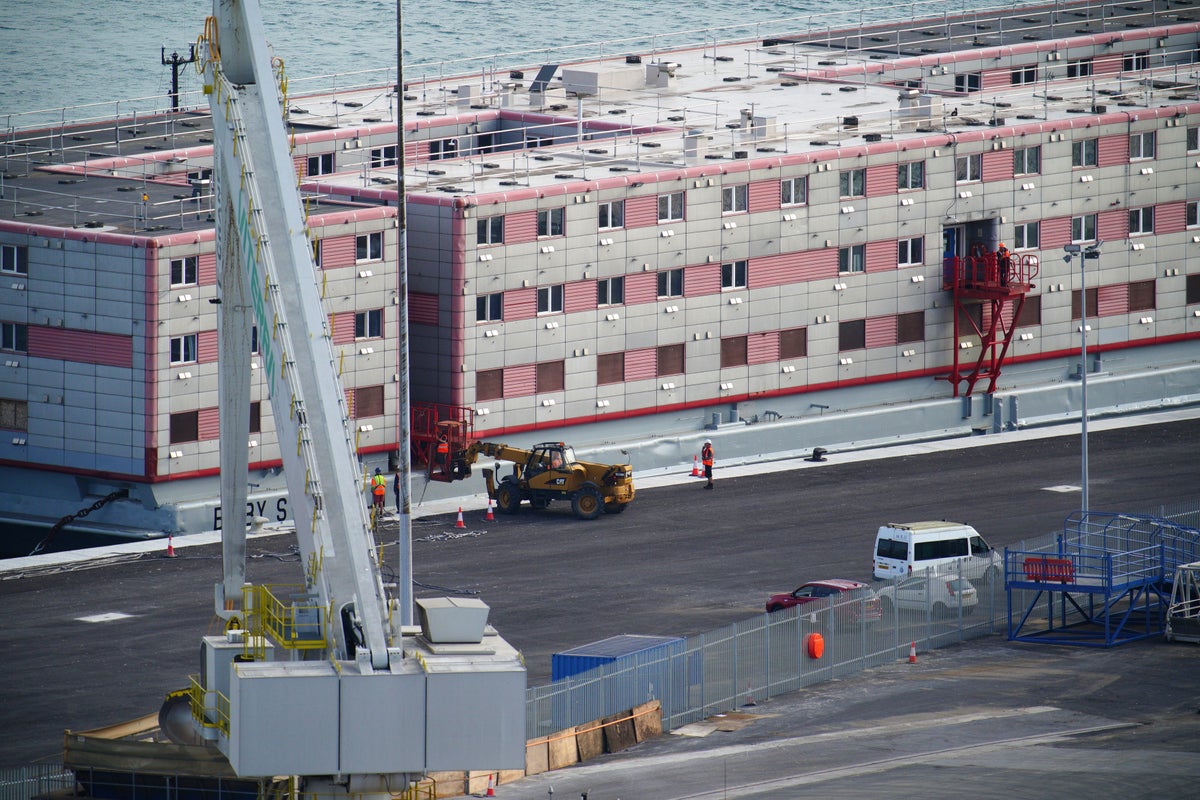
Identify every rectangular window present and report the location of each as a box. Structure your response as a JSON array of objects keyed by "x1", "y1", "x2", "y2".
[
  {"x1": 721, "y1": 184, "x2": 748, "y2": 213},
  {"x1": 430, "y1": 136, "x2": 459, "y2": 160},
  {"x1": 780, "y1": 327, "x2": 807, "y2": 359},
  {"x1": 306, "y1": 152, "x2": 334, "y2": 175},
  {"x1": 1188, "y1": 201, "x2": 1199, "y2": 228},
  {"x1": 1187, "y1": 273, "x2": 1200, "y2": 304},
  {"x1": 897, "y1": 162, "x2": 924, "y2": 190},
  {"x1": 1, "y1": 322, "x2": 27, "y2": 352},
  {"x1": 1129, "y1": 131, "x2": 1156, "y2": 160},
  {"x1": 476, "y1": 368, "x2": 503, "y2": 401},
  {"x1": 1014, "y1": 221, "x2": 1040, "y2": 250},
  {"x1": 354, "y1": 385, "x2": 384, "y2": 418},
  {"x1": 1071, "y1": 214, "x2": 1097, "y2": 242},
  {"x1": 1, "y1": 244, "x2": 28, "y2": 275},
  {"x1": 955, "y1": 153, "x2": 982, "y2": 182},
  {"x1": 657, "y1": 343, "x2": 685, "y2": 376},
  {"x1": 720, "y1": 336, "x2": 748, "y2": 368},
  {"x1": 369, "y1": 145, "x2": 398, "y2": 168},
  {"x1": 356, "y1": 231, "x2": 383, "y2": 261},
  {"x1": 1016, "y1": 295, "x2": 1041, "y2": 327},
  {"x1": 838, "y1": 319, "x2": 866, "y2": 350},
  {"x1": 536, "y1": 360, "x2": 565, "y2": 393},
  {"x1": 170, "y1": 334, "x2": 198, "y2": 364},
  {"x1": 898, "y1": 237, "x2": 924, "y2": 266},
  {"x1": 1013, "y1": 145, "x2": 1041, "y2": 175},
  {"x1": 657, "y1": 268, "x2": 684, "y2": 298},
  {"x1": 1129, "y1": 206, "x2": 1155, "y2": 235},
  {"x1": 312, "y1": 238, "x2": 322, "y2": 268},
  {"x1": 476, "y1": 292, "x2": 503, "y2": 322},
  {"x1": 169, "y1": 410, "x2": 199, "y2": 444},
  {"x1": 1129, "y1": 279, "x2": 1156, "y2": 311},
  {"x1": 1010, "y1": 65, "x2": 1038, "y2": 84},
  {"x1": 897, "y1": 311, "x2": 925, "y2": 343},
  {"x1": 0, "y1": 398, "x2": 28, "y2": 432},
  {"x1": 251, "y1": 325, "x2": 259, "y2": 354},
  {"x1": 355, "y1": 309, "x2": 383, "y2": 338},
  {"x1": 658, "y1": 191, "x2": 685, "y2": 222},
  {"x1": 250, "y1": 401, "x2": 261, "y2": 434},
  {"x1": 537, "y1": 284, "x2": 564, "y2": 314},
  {"x1": 1067, "y1": 59, "x2": 1093, "y2": 78},
  {"x1": 955, "y1": 73, "x2": 981, "y2": 93},
  {"x1": 598, "y1": 200, "x2": 625, "y2": 229},
  {"x1": 597, "y1": 352, "x2": 624, "y2": 385},
  {"x1": 1189, "y1": 127, "x2": 1200, "y2": 153},
  {"x1": 838, "y1": 244, "x2": 865, "y2": 274},
  {"x1": 839, "y1": 168, "x2": 865, "y2": 198},
  {"x1": 721, "y1": 260, "x2": 747, "y2": 289},
  {"x1": 597, "y1": 276, "x2": 624, "y2": 306},
  {"x1": 537, "y1": 207, "x2": 565, "y2": 237},
  {"x1": 1072, "y1": 138, "x2": 1098, "y2": 167},
  {"x1": 477, "y1": 216, "x2": 504, "y2": 245},
  {"x1": 1072, "y1": 287, "x2": 1099, "y2": 320},
  {"x1": 1122, "y1": 52, "x2": 1150, "y2": 71},
  {"x1": 170, "y1": 256, "x2": 198, "y2": 286},
  {"x1": 781, "y1": 176, "x2": 807, "y2": 206}
]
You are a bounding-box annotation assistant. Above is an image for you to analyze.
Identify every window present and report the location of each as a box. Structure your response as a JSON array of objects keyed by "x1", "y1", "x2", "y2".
[
  {"x1": 169, "y1": 257, "x2": 198, "y2": 286},
  {"x1": 597, "y1": 352, "x2": 624, "y2": 385},
  {"x1": 476, "y1": 368, "x2": 503, "y2": 401},
  {"x1": 838, "y1": 244, "x2": 865, "y2": 273},
  {"x1": 354, "y1": 385, "x2": 384, "y2": 418},
  {"x1": 955, "y1": 73, "x2": 981, "y2": 93},
  {"x1": 1067, "y1": 59, "x2": 1093, "y2": 78},
  {"x1": 1072, "y1": 214, "x2": 1097, "y2": 243},
  {"x1": 897, "y1": 311, "x2": 925, "y2": 344},
  {"x1": 597, "y1": 276, "x2": 624, "y2": 306},
  {"x1": 537, "y1": 207, "x2": 565, "y2": 237},
  {"x1": 658, "y1": 191, "x2": 685, "y2": 222},
  {"x1": 898, "y1": 237, "x2": 924, "y2": 266},
  {"x1": 838, "y1": 319, "x2": 866, "y2": 350},
  {"x1": 1130, "y1": 131, "x2": 1155, "y2": 160},
  {"x1": 1010, "y1": 65, "x2": 1038, "y2": 85},
  {"x1": 721, "y1": 260, "x2": 747, "y2": 289},
  {"x1": 1014, "y1": 221, "x2": 1040, "y2": 250},
  {"x1": 355, "y1": 309, "x2": 383, "y2": 338},
  {"x1": 1187, "y1": 273, "x2": 1200, "y2": 304},
  {"x1": 169, "y1": 411, "x2": 199, "y2": 444},
  {"x1": 536, "y1": 360, "x2": 565, "y2": 393},
  {"x1": 1122, "y1": 52, "x2": 1150, "y2": 71},
  {"x1": 537, "y1": 284, "x2": 564, "y2": 314},
  {"x1": 477, "y1": 215, "x2": 504, "y2": 245},
  {"x1": 430, "y1": 137, "x2": 459, "y2": 160},
  {"x1": 1129, "y1": 206, "x2": 1154, "y2": 235},
  {"x1": 1072, "y1": 138, "x2": 1098, "y2": 167},
  {"x1": 1, "y1": 322, "x2": 27, "y2": 352},
  {"x1": 720, "y1": 336, "x2": 747, "y2": 368},
  {"x1": 1129, "y1": 279, "x2": 1156, "y2": 311},
  {"x1": 657, "y1": 343, "x2": 685, "y2": 376},
  {"x1": 781, "y1": 176, "x2": 807, "y2": 205},
  {"x1": 356, "y1": 231, "x2": 383, "y2": 261},
  {"x1": 721, "y1": 184, "x2": 748, "y2": 213},
  {"x1": 897, "y1": 162, "x2": 924, "y2": 190},
  {"x1": 1189, "y1": 127, "x2": 1200, "y2": 153},
  {"x1": 170, "y1": 334, "x2": 198, "y2": 364},
  {"x1": 1, "y1": 244, "x2": 28, "y2": 275},
  {"x1": 839, "y1": 168, "x2": 865, "y2": 198},
  {"x1": 476, "y1": 292, "x2": 503, "y2": 322},
  {"x1": 306, "y1": 152, "x2": 334, "y2": 175},
  {"x1": 1188, "y1": 201, "x2": 1199, "y2": 228},
  {"x1": 955, "y1": 153, "x2": 982, "y2": 182},
  {"x1": 780, "y1": 327, "x2": 807, "y2": 359},
  {"x1": 1013, "y1": 146, "x2": 1041, "y2": 175},
  {"x1": 312, "y1": 238, "x2": 322, "y2": 268},
  {"x1": 1072, "y1": 287, "x2": 1099, "y2": 320},
  {"x1": 0, "y1": 399, "x2": 28, "y2": 432},
  {"x1": 250, "y1": 401, "x2": 261, "y2": 434},
  {"x1": 251, "y1": 325, "x2": 259, "y2": 354},
  {"x1": 657, "y1": 268, "x2": 684, "y2": 298},
  {"x1": 1015, "y1": 295, "x2": 1042, "y2": 327},
  {"x1": 598, "y1": 200, "x2": 625, "y2": 229},
  {"x1": 369, "y1": 145, "x2": 398, "y2": 168}
]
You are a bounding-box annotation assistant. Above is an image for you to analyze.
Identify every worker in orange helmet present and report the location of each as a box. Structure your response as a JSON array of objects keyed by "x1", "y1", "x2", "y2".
[
  {"x1": 701, "y1": 439, "x2": 715, "y2": 489},
  {"x1": 996, "y1": 242, "x2": 1012, "y2": 286}
]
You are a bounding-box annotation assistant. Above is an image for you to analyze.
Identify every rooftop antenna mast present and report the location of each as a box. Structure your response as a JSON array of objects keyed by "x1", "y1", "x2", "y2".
[{"x1": 161, "y1": 44, "x2": 197, "y2": 111}]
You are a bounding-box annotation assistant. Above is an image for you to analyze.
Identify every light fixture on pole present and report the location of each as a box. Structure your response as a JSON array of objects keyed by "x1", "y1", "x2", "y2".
[{"x1": 1062, "y1": 240, "x2": 1102, "y2": 514}]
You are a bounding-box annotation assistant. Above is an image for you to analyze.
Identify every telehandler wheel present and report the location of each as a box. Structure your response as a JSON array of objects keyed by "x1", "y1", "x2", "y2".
[
  {"x1": 571, "y1": 484, "x2": 604, "y2": 520},
  {"x1": 496, "y1": 477, "x2": 523, "y2": 514}
]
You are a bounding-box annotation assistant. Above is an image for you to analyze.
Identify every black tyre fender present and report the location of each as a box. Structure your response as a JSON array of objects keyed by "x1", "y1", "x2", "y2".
[
  {"x1": 496, "y1": 477, "x2": 523, "y2": 514},
  {"x1": 571, "y1": 484, "x2": 604, "y2": 520}
]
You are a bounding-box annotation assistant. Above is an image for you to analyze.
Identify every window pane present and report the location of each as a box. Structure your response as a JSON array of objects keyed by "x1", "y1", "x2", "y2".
[
  {"x1": 597, "y1": 353, "x2": 624, "y2": 384},
  {"x1": 838, "y1": 319, "x2": 866, "y2": 350},
  {"x1": 720, "y1": 336, "x2": 747, "y2": 367},
  {"x1": 476, "y1": 369, "x2": 503, "y2": 401},
  {"x1": 170, "y1": 411, "x2": 199, "y2": 444},
  {"x1": 657, "y1": 343, "x2": 685, "y2": 376},
  {"x1": 536, "y1": 361, "x2": 565, "y2": 392},
  {"x1": 780, "y1": 327, "x2": 807, "y2": 358},
  {"x1": 354, "y1": 385, "x2": 384, "y2": 417}
]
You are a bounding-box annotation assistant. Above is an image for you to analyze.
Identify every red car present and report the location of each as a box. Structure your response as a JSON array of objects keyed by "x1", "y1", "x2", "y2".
[{"x1": 766, "y1": 578, "x2": 883, "y2": 623}]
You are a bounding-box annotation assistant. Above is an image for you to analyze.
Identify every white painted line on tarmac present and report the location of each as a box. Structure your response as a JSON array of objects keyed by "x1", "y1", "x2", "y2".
[{"x1": 76, "y1": 612, "x2": 134, "y2": 623}]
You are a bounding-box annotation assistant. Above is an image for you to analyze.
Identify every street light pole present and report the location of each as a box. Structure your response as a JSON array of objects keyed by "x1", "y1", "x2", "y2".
[{"x1": 1064, "y1": 240, "x2": 1101, "y2": 515}]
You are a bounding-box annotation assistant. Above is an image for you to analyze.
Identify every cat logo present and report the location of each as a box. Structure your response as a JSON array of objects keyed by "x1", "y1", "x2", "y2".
[{"x1": 552, "y1": 477, "x2": 567, "y2": 486}]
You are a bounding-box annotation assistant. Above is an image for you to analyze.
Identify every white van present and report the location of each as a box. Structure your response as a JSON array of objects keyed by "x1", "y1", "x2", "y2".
[{"x1": 872, "y1": 520, "x2": 1001, "y2": 582}]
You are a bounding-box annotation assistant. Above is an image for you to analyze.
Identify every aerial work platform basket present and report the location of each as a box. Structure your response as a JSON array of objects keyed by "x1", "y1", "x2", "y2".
[{"x1": 1165, "y1": 561, "x2": 1200, "y2": 644}]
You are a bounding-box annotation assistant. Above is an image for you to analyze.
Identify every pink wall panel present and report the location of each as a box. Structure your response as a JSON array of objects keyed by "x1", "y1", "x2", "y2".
[
  {"x1": 505, "y1": 211, "x2": 537, "y2": 244},
  {"x1": 1157, "y1": 201, "x2": 1186, "y2": 235},
  {"x1": 320, "y1": 235, "x2": 356, "y2": 269},
  {"x1": 331, "y1": 311, "x2": 357, "y2": 345},
  {"x1": 866, "y1": 164, "x2": 897, "y2": 198},
  {"x1": 866, "y1": 239, "x2": 896, "y2": 274},
  {"x1": 982, "y1": 150, "x2": 1013, "y2": 182},
  {"x1": 27, "y1": 327, "x2": 134, "y2": 368},
  {"x1": 1097, "y1": 284, "x2": 1128, "y2": 317},
  {"x1": 198, "y1": 407, "x2": 220, "y2": 440},
  {"x1": 625, "y1": 348, "x2": 657, "y2": 381},
  {"x1": 747, "y1": 331, "x2": 780, "y2": 365},
  {"x1": 865, "y1": 316, "x2": 897, "y2": 348},
  {"x1": 504, "y1": 287, "x2": 537, "y2": 320},
  {"x1": 565, "y1": 280, "x2": 596, "y2": 314},
  {"x1": 624, "y1": 195, "x2": 659, "y2": 229},
  {"x1": 748, "y1": 180, "x2": 779, "y2": 212},
  {"x1": 409, "y1": 292, "x2": 439, "y2": 326},
  {"x1": 503, "y1": 364, "x2": 536, "y2": 397},
  {"x1": 686, "y1": 263, "x2": 721, "y2": 297},
  {"x1": 1097, "y1": 134, "x2": 1128, "y2": 167},
  {"x1": 198, "y1": 253, "x2": 216, "y2": 285},
  {"x1": 198, "y1": 329, "x2": 218, "y2": 362},
  {"x1": 624, "y1": 272, "x2": 658, "y2": 304},
  {"x1": 1038, "y1": 216, "x2": 1071, "y2": 250}
]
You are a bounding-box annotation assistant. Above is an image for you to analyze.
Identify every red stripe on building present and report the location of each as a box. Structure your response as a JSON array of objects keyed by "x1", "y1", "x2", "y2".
[
  {"x1": 198, "y1": 329, "x2": 217, "y2": 362},
  {"x1": 198, "y1": 252, "x2": 216, "y2": 285},
  {"x1": 565, "y1": 281, "x2": 596, "y2": 314},
  {"x1": 748, "y1": 179, "x2": 779, "y2": 212},
  {"x1": 198, "y1": 407, "x2": 220, "y2": 440},
  {"x1": 1098, "y1": 284, "x2": 1128, "y2": 317},
  {"x1": 1093, "y1": 54, "x2": 1123, "y2": 75},
  {"x1": 1157, "y1": 201, "x2": 1186, "y2": 235},
  {"x1": 865, "y1": 240, "x2": 895, "y2": 274},
  {"x1": 980, "y1": 69, "x2": 1009, "y2": 90},
  {"x1": 503, "y1": 364, "x2": 536, "y2": 397},
  {"x1": 320, "y1": 235, "x2": 356, "y2": 268},
  {"x1": 982, "y1": 150, "x2": 1013, "y2": 182},
  {"x1": 293, "y1": 155, "x2": 307, "y2": 178},
  {"x1": 1097, "y1": 208, "x2": 1128, "y2": 241},
  {"x1": 750, "y1": 249, "x2": 837, "y2": 288},
  {"x1": 410, "y1": 292, "x2": 439, "y2": 326},
  {"x1": 747, "y1": 331, "x2": 780, "y2": 365},
  {"x1": 1038, "y1": 216, "x2": 1071, "y2": 250},
  {"x1": 26, "y1": 327, "x2": 133, "y2": 368},
  {"x1": 1097, "y1": 134, "x2": 1128, "y2": 167},
  {"x1": 504, "y1": 287, "x2": 537, "y2": 320},
  {"x1": 331, "y1": 311, "x2": 356, "y2": 344},
  {"x1": 686, "y1": 263, "x2": 721, "y2": 297},
  {"x1": 624, "y1": 272, "x2": 658, "y2": 304},
  {"x1": 625, "y1": 348, "x2": 657, "y2": 381},
  {"x1": 624, "y1": 195, "x2": 658, "y2": 228},
  {"x1": 505, "y1": 211, "x2": 537, "y2": 244},
  {"x1": 865, "y1": 316, "x2": 897, "y2": 348},
  {"x1": 866, "y1": 164, "x2": 897, "y2": 198}
]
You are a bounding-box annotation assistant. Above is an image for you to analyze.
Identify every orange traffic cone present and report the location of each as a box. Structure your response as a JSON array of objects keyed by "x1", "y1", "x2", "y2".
[
  {"x1": 165, "y1": 534, "x2": 176, "y2": 558},
  {"x1": 742, "y1": 680, "x2": 756, "y2": 707},
  {"x1": 908, "y1": 641, "x2": 917, "y2": 664},
  {"x1": 485, "y1": 498, "x2": 495, "y2": 521},
  {"x1": 691, "y1": 455, "x2": 700, "y2": 477},
  {"x1": 455, "y1": 507, "x2": 465, "y2": 529},
  {"x1": 485, "y1": 773, "x2": 496, "y2": 797}
]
